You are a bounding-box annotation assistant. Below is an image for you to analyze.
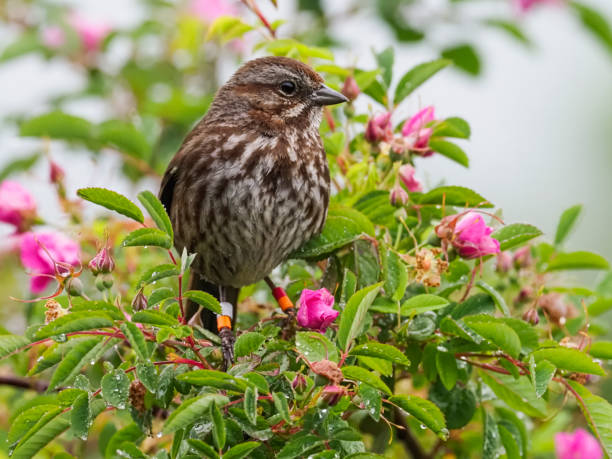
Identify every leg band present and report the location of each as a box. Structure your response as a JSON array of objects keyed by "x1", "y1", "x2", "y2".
[{"x1": 272, "y1": 287, "x2": 294, "y2": 312}]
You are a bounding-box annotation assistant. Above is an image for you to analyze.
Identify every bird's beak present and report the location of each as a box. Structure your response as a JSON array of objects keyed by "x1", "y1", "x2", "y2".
[{"x1": 312, "y1": 84, "x2": 349, "y2": 106}]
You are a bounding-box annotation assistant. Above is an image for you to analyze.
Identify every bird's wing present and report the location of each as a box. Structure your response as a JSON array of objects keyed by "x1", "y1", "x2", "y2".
[{"x1": 159, "y1": 159, "x2": 178, "y2": 217}]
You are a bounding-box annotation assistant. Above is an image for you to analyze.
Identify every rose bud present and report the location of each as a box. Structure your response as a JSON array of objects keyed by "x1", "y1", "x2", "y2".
[
  {"x1": 514, "y1": 287, "x2": 533, "y2": 304},
  {"x1": 522, "y1": 308, "x2": 539, "y2": 325},
  {"x1": 389, "y1": 185, "x2": 409, "y2": 206},
  {"x1": 132, "y1": 289, "x2": 148, "y2": 312},
  {"x1": 292, "y1": 373, "x2": 307, "y2": 392},
  {"x1": 88, "y1": 246, "x2": 115, "y2": 275},
  {"x1": 66, "y1": 277, "x2": 84, "y2": 297},
  {"x1": 69, "y1": 13, "x2": 111, "y2": 53},
  {"x1": 538, "y1": 292, "x2": 576, "y2": 326},
  {"x1": 365, "y1": 112, "x2": 393, "y2": 144},
  {"x1": 320, "y1": 385, "x2": 347, "y2": 407},
  {"x1": 49, "y1": 160, "x2": 65, "y2": 185},
  {"x1": 398, "y1": 164, "x2": 423, "y2": 192},
  {"x1": 341, "y1": 76, "x2": 360, "y2": 101},
  {"x1": 297, "y1": 288, "x2": 339, "y2": 333},
  {"x1": 513, "y1": 246, "x2": 533, "y2": 269},
  {"x1": 401, "y1": 106, "x2": 436, "y2": 157},
  {"x1": 0, "y1": 181, "x2": 37, "y2": 233},
  {"x1": 451, "y1": 212, "x2": 500, "y2": 259},
  {"x1": 41, "y1": 26, "x2": 66, "y2": 49},
  {"x1": 496, "y1": 251, "x2": 513, "y2": 273}
]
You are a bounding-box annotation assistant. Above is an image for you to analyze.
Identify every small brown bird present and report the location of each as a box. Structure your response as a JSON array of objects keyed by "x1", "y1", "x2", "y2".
[{"x1": 159, "y1": 56, "x2": 347, "y2": 367}]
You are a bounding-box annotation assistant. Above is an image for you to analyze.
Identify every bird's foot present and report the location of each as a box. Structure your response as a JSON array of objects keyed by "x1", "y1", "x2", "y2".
[{"x1": 219, "y1": 327, "x2": 235, "y2": 371}]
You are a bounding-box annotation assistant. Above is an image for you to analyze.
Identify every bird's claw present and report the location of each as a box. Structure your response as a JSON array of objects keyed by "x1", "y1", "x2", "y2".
[{"x1": 219, "y1": 327, "x2": 235, "y2": 371}]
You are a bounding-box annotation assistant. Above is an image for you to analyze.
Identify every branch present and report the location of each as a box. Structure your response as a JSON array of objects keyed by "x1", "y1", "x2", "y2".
[
  {"x1": 394, "y1": 407, "x2": 429, "y2": 459},
  {"x1": 0, "y1": 375, "x2": 49, "y2": 393}
]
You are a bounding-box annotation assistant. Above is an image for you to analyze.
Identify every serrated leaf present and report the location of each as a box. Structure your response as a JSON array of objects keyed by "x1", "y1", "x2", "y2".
[
  {"x1": 359, "y1": 383, "x2": 382, "y2": 421},
  {"x1": 148, "y1": 287, "x2": 175, "y2": 308},
  {"x1": 0, "y1": 153, "x2": 40, "y2": 182},
  {"x1": 432, "y1": 117, "x2": 471, "y2": 139},
  {"x1": 429, "y1": 381, "x2": 476, "y2": 430},
  {"x1": 183, "y1": 290, "x2": 221, "y2": 314},
  {"x1": 478, "y1": 371, "x2": 547, "y2": 417},
  {"x1": 272, "y1": 392, "x2": 291, "y2": 423},
  {"x1": 482, "y1": 409, "x2": 502, "y2": 459},
  {"x1": 138, "y1": 190, "x2": 173, "y2": 240},
  {"x1": 77, "y1": 187, "x2": 144, "y2": 223},
  {"x1": 382, "y1": 249, "x2": 408, "y2": 301},
  {"x1": 342, "y1": 366, "x2": 391, "y2": 394},
  {"x1": 499, "y1": 318, "x2": 538, "y2": 354},
  {"x1": 132, "y1": 310, "x2": 179, "y2": 327},
  {"x1": 475, "y1": 280, "x2": 510, "y2": 316},
  {"x1": 210, "y1": 401, "x2": 226, "y2": 450},
  {"x1": 121, "y1": 227, "x2": 172, "y2": 249},
  {"x1": 187, "y1": 439, "x2": 220, "y2": 459},
  {"x1": 105, "y1": 424, "x2": 144, "y2": 458},
  {"x1": 177, "y1": 370, "x2": 246, "y2": 392},
  {"x1": 34, "y1": 311, "x2": 113, "y2": 340},
  {"x1": 400, "y1": 294, "x2": 449, "y2": 316},
  {"x1": 70, "y1": 299, "x2": 124, "y2": 320},
  {"x1": 163, "y1": 394, "x2": 229, "y2": 434},
  {"x1": 350, "y1": 342, "x2": 410, "y2": 366},
  {"x1": 120, "y1": 322, "x2": 150, "y2": 360},
  {"x1": 376, "y1": 46, "x2": 394, "y2": 87},
  {"x1": 463, "y1": 316, "x2": 522, "y2": 358},
  {"x1": 337, "y1": 282, "x2": 383, "y2": 350},
  {"x1": 546, "y1": 251, "x2": 609, "y2": 271},
  {"x1": 491, "y1": 223, "x2": 542, "y2": 251},
  {"x1": 223, "y1": 441, "x2": 261, "y2": 459},
  {"x1": 9, "y1": 405, "x2": 61, "y2": 445},
  {"x1": 101, "y1": 369, "x2": 130, "y2": 409},
  {"x1": 138, "y1": 263, "x2": 179, "y2": 286},
  {"x1": 234, "y1": 332, "x2": 266, "y2": 358},
  {"x1": 11, "y1": 410, "x2": 70, "y2": 459},
  {"x1": 295, "y1": 331, "x2": 339, "y2": 363},
  {"x1": 534, "y1": 360, "x2": 556, "y2": 398},
  {"x1": 47, "y1": 338, "x2": 106, "y2": 391},
  {"x1": 532, "y1": 347, "x2": 604, "y2": 375},
  {"x1": 555, "y1": 204, "x2": 582, "y2": 245},
  {"x1": 417, "y1": 186, "x2": 493, "y2": 208},
  {"x1": 244, "y1": 386, "x2": 258, "y2": 425},
  {"x1": 98, "y1": 120, "x2": 151, "y2": 159},
  {"x1": 436, "y1": 352, "x2": 458, "y2": 391},
  {"x1": 499, "y1": 424, "x2": 521, "y2": 459},
  {"x1": 71, "y1": 393, "x2": 90, "y2": 439},
  {"x1": 429, "y1": 139, "x2": 469, "y2": 167},
  {"x1": 20, "y1": 111, "x2": 94, "y2": 142},
  {"x1": 441, "y1": 43, "x2": 481, "y2": 76},
  {"x1": 276, "y1": 435, "x2": 325, "y2": 459},
  {"x1": 394, "y1": 59, "x2": 451, "y2": 105},
  {"x1": 589, "y1": 341, "x2": 612, "y2": 359},
  {"x1": 0, "y1": 334, "x2": 30, "y2": 360},
  {"x1": 451, "y1": 293, "x2": 496, "y2": 319},
  {"x1": 389, "y1": 394, "x2": 448, "y2": 439}
]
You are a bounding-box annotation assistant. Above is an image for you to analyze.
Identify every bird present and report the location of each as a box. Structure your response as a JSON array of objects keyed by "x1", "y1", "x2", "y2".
[{"x1": 158, "y1": 56, "x2": 348, "y2": 369}]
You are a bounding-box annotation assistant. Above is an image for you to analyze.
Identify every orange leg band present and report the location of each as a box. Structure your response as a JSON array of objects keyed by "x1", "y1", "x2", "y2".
[
  {"x1": 217, "y1": 315, "x2": 232, "y2": 331},
  {"x1": 272, "y1": 287, "x2": 294, "y2": 312}
]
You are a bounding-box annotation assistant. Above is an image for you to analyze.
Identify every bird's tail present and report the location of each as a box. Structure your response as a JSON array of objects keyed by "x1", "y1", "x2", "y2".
[{"x1": 186, "y1": 276, "x2": 238, "y2": 332}]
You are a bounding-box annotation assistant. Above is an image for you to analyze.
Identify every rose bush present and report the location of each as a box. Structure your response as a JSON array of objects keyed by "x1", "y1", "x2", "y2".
[{"x1": 1, "y1": 1, "x2": 612, "y2": 458}]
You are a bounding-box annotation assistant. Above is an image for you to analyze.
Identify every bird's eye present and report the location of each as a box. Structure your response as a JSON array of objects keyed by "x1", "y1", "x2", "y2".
[{"x1": 279, "y1": 81, "x2": 296, "y2": 95}]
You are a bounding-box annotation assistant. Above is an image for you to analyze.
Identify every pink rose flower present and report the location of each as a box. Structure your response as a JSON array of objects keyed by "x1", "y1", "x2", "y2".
[
  {"x1": 69, "y1": 13, "x2": 111, "y2": 52},
  {"x1": 452, "y1": 212, "x2": 500, "y2": 259},
  {"x1": 365, "y1": 112, "x2": 394, "y2": 144},
  {"x1": 398, "y1": 164, "x2": 423, "y2": 192},
  {"x1": 555, "y1": 428, "x2": 603, "y2": 459},
  {"x1": 515, "y1": 0, "x2": 560, "y2": 12},
  {"x1": 402, "y1": 106, "x2": 436, "y2": 156},
  {"x1": 20, "y1": 231, "x2": 80, "y2": 294},
  {"x1": 297, "y1": 288, "x2": 338, "y2": 332},
  {"x1": 42, "y1": 26, "x2": 66, "y2": 49},
  {"x1": 190, "y1": 0, "x2": 237, "y2": 22},
  {"x1": 0, "y1": 181, "x2": 37, "y2": 233}
]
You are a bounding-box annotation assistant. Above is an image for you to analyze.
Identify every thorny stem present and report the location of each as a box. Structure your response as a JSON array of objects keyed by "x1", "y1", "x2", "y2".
[{"x1": 241, "y1": 0, "x2": 276, "y2": 38}]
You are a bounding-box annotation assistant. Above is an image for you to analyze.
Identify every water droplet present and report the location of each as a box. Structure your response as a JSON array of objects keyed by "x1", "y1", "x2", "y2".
[
  {"x1": 419, "y1": 424, "x2": 426, "y2": 430},
  {"x1": 117, "y1": 403, "x2": 126, "y2": 410},
  {"x1": 90, "y1": 360, "x2": 96, "y2": 365},
  {"x1": 36, "y1": 356, "x2": 43, "y2": 362},
  {"x1": 156, "y1": 432, "x2": 163, "y2": 438}
]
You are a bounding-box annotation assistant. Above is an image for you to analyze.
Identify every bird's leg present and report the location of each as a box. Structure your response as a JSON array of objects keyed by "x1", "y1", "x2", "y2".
[
  {"x1": 217, "y1": 287, "x2": 235, "y2": 371},
  {"x1": 264, "y1": 276, "x2": 296, "y2": 339}
]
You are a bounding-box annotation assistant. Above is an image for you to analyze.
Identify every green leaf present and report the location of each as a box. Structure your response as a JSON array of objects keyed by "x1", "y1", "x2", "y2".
[
  {"x1": 400, "y1": 294, "x2": 449, "y2": 316},
  {"x1": 34, "y1": 311, "x2": 113, "y2": 340},
  {"x1": 0, "y1": 31, "x2": 42, "y2": 62},
  {"x1": 234, "y1": 332, "x2": 266, "y2": 358},
  {"x1": 272, "y1": 392, "x2": 291, "y2": 423},
  {"x1": 532, "y1": 347, "x2": 604, "y2": 375},
  {"x1": 77, "y1": 187, "x2": 144, "y2": 223},
  {"x1": 432, "y1": 117, "x2": 471, "y2": 139},
  {"x1": 136, "y1": 362, "x2": 158, "y2": 392},
  {"x1": 9, "y1": 405, "x2": 61, "y2": 445},
  {"x1": 499, "y1": 424, "x2": 521, "y2": 459},
  {"x1": 478, "y1": 371, "x2": 547, "y2": 417},
  {"x1": 243, "y1": 372, "x2": 269, "y2": 395},
  {"x1": 451, "y1": 293, "x2": 495, "y2": 319},
  {"x1": 567, "y1": 381, "x2": 612, "y2": 457},
  {"x1": 20, "y1": 111, "x2": 94, "y2": 142},
  {"x1": 0, "y1": 334, "x2": 30, "y2": 360},
  {"x1": 570, "y1": 1, "x2": 612, "y2": 53},
  {"x1": 555, "y1": 204, "x2": 582, "y2": 245},
  {"x1": 210, "y1": 401, "x2": 226, "y2": 450},
  {"x1": 484, "y1": 19, "x2": 530, "y2": 45},
  {"x1": 137, "y1": 190, "x2": 173, "y2": 241},
  {"x1": 546, "y1": 251, "x2": 610, "y2": 271},
  {"x1": 132, "y1": 310, "x2": 179, "y2": 327},
  {"x1": 187, "y1": 439, "x2": 220, "y2": 459},
  {"x1": 429, "y1": 381, "x2": 476, "y2": 430},
  {"x1": 105, "y1": 424, "x2": 144, "y2": 458},
  {"x1": 436, "y1": 352, "x2": 458, "y2": 391},
  {"x1": 349, "y1": 342, "x2": 410, "y2": 366},
  {"x1": 47, "y1": 338, "x2": 106, "y2": 391},
  {"x1": 223, "y1": 442, "x2": 261, "y2": 459},
  {"x1": 534, "y1": 360, "x2": 556, "y2": 398},
  {"x1": 163, "y1": 394, "x2": 229, "y2": 434},
  {"x1": 475, "y1": 280, "x2": 510, "y2": 316},
  {"x1": 376, "y1": 46, "x2": 394, "y2": 87},
  {"x1": 482, "y1": 409, "x2": 502, "y2": 459},
  {"x1": 382, "y1": 249, "x2": 408, "y2": 301},
  {"x1": 244, "y1": 386, "x2": 258, "y2": 425},
  {"x1": 394, "y1": 59, "x2": 452, "y2": 105},
  {"x1": 463, "y1": 316, "x2": 522, "y2": 358},
  {"x1": 337, "y1": 282, "x2": 383, "y2": 350},
  {"x1": 441, "y1": 44, "x2": 481, "y2": 76},
  {"x1": 389, "y1": 395, "x2": 448, "y2": 439},
  {"x1": 120, "y1": 322, "x2": 150, "y2": 360},
  {"x1": 292, "y1": 207, "x2": 374, "y2": 259},
  {"x1": 500, "y1": 318, "x2": 539, "y2": 354},
  {"x1": 138, "y1": 263, "x2": 179, "y2": 286},
  {"x1": 177, "y1": 370, "x2": 246, "y2": 392},
  {"x1": 342, "y1": 366, "x2": 391, "y2": 394},
  {"x1": 97, "y1": 120, "x2": 151, "y2": 159},
  {"x1": 0, "y1": 153, "x2": 40, "y2": 182},
  {"x1": 11, "y1": 410, "x2": 70, "y2": 459},
  {"x1": 121, "y1": 227, "x2": 172, "y2": 249},
  {"x1": 70, "y1": 299, "x2": 124, "y2": 320},
  {"x1": 491, "y1": 223, "x2": 542, "y2": 251},
  {"x1": 71, "y1": 393, "x2": 90, "y2": 440},
  {"x1": 589, "y1": 341, "x2": 612, "y2": 359},
  {"x1": 417, "y1": 186, "x2": 493, "y2": 208},
  {"x1": 276, "y1": 435, "x2": 325, "y2": 459},
  {"x1": 101, "y1": 369, "x2": 130, "y2": 409},
  {"x1": 182, "y1": 290, "x2": 222, "y2": 314},
  {"x1": 295, "y1": 331, "x2": 339, "y2": 363},
  {"x1": 588, "y1": 298, "x2": 612, "y2": 316},
  {"x1": 428, "y1": 139, "x2": 469, "y2": 167}
]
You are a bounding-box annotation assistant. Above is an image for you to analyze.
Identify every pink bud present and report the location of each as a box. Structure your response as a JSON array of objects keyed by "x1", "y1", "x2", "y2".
[
  {"x1": 451, "y1": 212, "x2": 500, "y2": 259},
  {"x1": 69, "y1": 13, "x2": 111, "y2": 53},
  {"x1": 320, "y1": 385, "x2": 347, "y2": 406},
  {"x1": 496, "y1": 251, "x2": 513, "y2": 273},
  {"x1": 41, "y1": 26, "x2": 66, "y2": 49},
  {"x1": 398, "y1": 164, "x2": 423, "y2": 192},
  {"x1": 49, "y1": 160, "x2": 65, "y2": 185},
  {"x1": 292, "y1": 373, "x2": 307, "y2": 391},
  {"x1": 514, "y1": 287, "x2": 533, "y2": 304},
  {"x1": 402, "y1": 106, "x2": 436, "y2": 156},
  {"x1": 341, "y1": 76, "x2": 360, "y2": 101},
  {"x1": 555, "y1": 429, "x2": 603, "y2": 459},
  {"x1": 522, "y1": 308, "x2": 539, "y2": 325},
  {"x1": 190, "y1": 0, "x2": 238, "y2": 22},
  {"x1": 0, "y1": 181, "x2": 37, "y2": 233},
  {"x1": 132, "y1": 289, "x2": 148, "y2": 312},
  {"x1": 297, "y1": 288, "x2": 338, "y2": 333},
  {"x1": 389, "y1": 185, "x2": 409, "y2": 206},
  {"x1": 88, "y1": 246, "x2": 115, "y2": 275},
  {"x1": 514, "y1": 0, "x2": 560, "y2": 12},
  {"x1": 513, "y1": 246, "x2": 532, "y2": 268},
  {"x1": 365, "y1": 112, "x2": 393, "y2": 144}
]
